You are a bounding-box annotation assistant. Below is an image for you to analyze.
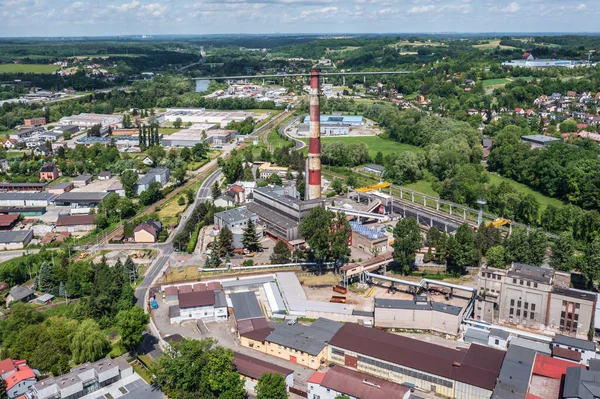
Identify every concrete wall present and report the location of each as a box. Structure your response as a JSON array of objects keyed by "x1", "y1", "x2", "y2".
[
  {"x1": 547, "y1": 293, "x2": 595, "y2": 340},
  {"x1": 55, "y1": 224, "x2": 95, "y2": 233},
  {"x1": 499, "y1": 284, "x2": 549, "y2": 329},
  {"x1": 240, "y1": 336, "x2": 268, "y2": 353},
  {"x1": 374, "y1": 307, "x2": 461, "y2": 335},
  {"x1": 134, "y1": 230, "x2": 156, "y2": 243}
]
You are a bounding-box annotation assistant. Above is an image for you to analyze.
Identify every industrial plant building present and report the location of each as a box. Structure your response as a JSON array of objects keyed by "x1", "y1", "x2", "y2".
[
  {"x1": 298, "y1": 114, "x2": 364, "y2": 136},
  {"x1": 58, "y1": 113, "x2": 123, "y2": 127},
  {"x1": 502, "y1": 54, "x2": 594, "y2": 69},
  {"x1": 475, "y1": 263, "x2": 597, "y2": 339},
  {"x1": 161, "y1": 128, "x2": 236, "y2": 147},
  {"x1": 246, "y1": 186, "x2": 324, "y2": 241},
  {"x1": 159, "y1": 108, "x2": 253, "y2": 125},
  {"x1": 327, "y1": 323, "x2": 505, "y2": 399},
  {"x1": 0, "y1": 192, "x2": 55, "y2": 207}
]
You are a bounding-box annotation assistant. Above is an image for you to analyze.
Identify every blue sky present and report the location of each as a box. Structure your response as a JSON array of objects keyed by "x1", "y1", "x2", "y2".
[{"x1": 0, "y1": 0, "x2": 596, "y2": 37}]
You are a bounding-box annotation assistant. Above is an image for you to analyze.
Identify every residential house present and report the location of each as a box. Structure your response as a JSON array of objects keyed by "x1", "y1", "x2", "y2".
[
  {"x1": 307, "y1": 366, "x2": 411, "y2": 399},
  {"x1": 32, "y1": 357, "x2": 132, "y2": 399},
  {"x1": 142, "y1": 156, "x2": 154, "y2": 166},
  {"x1": 214, "y1": 193, "x2": 236, "y2": 208},
  {"x1": 33, "y1": 144, "x2": 51, "y2": 157},
  {"x1": 134, "y1": 219, "x2": 163, "y2": 243},
  {"x1": 2, "y1": 139, "x2": 17, "y2": 149},
  {"x1": 514, "y1": 108, "x2": 525, "y2": 115},
  {"x1": 135, "y1": 168, "x2": 169, "y2": 195},
  {"x1": 5, "y1": 285, "x2": 35, "y2": 306},
  {"x1": 55, "y1": 214, "x2": 97, "y2": 233},
  {"x1": 39, "y1": 163, "x2": 59, "y2": 181},
  {"x1": 0, "y1": 358, "x2": 38, "y2": 399}
]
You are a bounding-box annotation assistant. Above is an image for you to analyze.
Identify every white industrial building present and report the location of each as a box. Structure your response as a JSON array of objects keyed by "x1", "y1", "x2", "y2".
[
  {"x1": 159, "y1": 108, "x2": 253, "y2": 125},
  {"x1": 169, "y1": 290, "x2": 228, "y2": 324},
  {"x1": 0, "y1": 192, "x2": 55, "y2": 207},
  {"x1": 59, "y1": 113, "x2": 123, "y2": 127}
]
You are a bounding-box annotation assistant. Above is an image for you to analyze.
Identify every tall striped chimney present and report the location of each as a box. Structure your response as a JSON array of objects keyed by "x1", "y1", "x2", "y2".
[{"x1": 307, "y1": 68, "x2": 321, "y2": 200}]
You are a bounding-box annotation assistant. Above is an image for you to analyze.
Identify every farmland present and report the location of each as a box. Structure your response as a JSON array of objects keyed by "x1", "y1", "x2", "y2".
[{"x1": 0, "y1": 64, "x2": 59, "y2": 74}]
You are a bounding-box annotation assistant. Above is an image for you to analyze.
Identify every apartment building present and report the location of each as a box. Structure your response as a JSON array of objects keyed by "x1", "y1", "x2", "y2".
[{"x1": 475, "y1": 263, "x2": 597, "y2": 339}]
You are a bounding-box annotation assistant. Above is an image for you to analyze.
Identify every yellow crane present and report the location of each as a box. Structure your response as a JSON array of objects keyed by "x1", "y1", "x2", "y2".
[
  {"x1": 356, "y1": 182, "x2": 391, "y2": 193},
  {"x1": 486, "y1": 218, "x2": 511, "y2": 228}
]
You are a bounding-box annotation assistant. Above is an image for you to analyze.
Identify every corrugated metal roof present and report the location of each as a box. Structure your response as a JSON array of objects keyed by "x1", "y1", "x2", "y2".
[
  {"x1": 266, "y1": 318, "x2": 343, "y2": 356},
  {"x1": 509, "y1": 337, "x2": 551, "y2": 355},
  {"x1": 230, "y1": 291, "x2": 263, "y2": 321},
  {"x1": 553, "y1": 334, "x2": 596, "y2": 352},
  {"x1": 221, "y1": 275, "x2": 274, "y2": 288}
]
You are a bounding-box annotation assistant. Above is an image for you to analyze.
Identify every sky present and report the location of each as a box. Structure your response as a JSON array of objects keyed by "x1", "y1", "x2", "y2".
[{"x1": 0, "y1": 0, "x2": 597, "y2": 37}]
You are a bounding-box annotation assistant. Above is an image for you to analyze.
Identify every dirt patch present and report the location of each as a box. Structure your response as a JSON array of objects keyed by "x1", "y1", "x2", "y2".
[{"x1": 297, "y1": 273, "x2": 341, "y2": 286}]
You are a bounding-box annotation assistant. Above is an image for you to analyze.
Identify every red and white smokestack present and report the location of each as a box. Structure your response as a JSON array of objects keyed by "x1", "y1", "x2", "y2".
[{"x1": 307, "y1": 68, "x2": 321, "y2": 200}]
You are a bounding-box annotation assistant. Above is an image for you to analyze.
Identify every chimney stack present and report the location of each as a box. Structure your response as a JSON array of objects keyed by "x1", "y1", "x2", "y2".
[{"x1": 307, "y1": 68, "x2": 322, "y2": 200}]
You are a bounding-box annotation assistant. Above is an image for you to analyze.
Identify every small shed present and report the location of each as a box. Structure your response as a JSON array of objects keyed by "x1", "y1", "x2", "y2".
[{"x1": 35, "y1": 293, "x2": 55, "y2": 305}]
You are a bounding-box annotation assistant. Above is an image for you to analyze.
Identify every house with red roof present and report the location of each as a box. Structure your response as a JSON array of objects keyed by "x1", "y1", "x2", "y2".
[
  {"x1": 514, "y1": 108, "x2": 525, "y2": 115},
  {"x1": 133, "y1": 219, "x2": 162, "y2": 243},
  {"x1": 0, "y1": 359, "x2": 38, "y2": 399}
]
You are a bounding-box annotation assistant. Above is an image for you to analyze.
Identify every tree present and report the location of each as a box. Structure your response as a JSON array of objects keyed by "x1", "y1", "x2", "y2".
[
  {"x1": 217, "y1": 226, "x2": 234, "y2": 257},
  {"x1": 120, "y1": 170, "x2": 139, "y2": 198},
  {"x1": 173, "y1": 117, "x2": 183, "y2": 129},
  {"x1": 270, "y1": 240, "x2": 291, "y2": 264},
  {"x1": 527, "y1": 229, "x2": 547, "y2": 266},
  {"x1": 116, "y1": 307, "x2": 150, "y2": 352},
  {"x1": 550, "y1": 231, "x2": 575, "y2": 271},
  {"x1": 152, "y1": 339, "x2": 245, "y2": 399},
  {"x1": 331, "y1": 179, "x2": 343, "y2": 194},
  {"x1": 87, "y1": 124, "x2": 102, "y2": 137},
  {"x1": 242, "y1": 219, "x2": 260, "y2": 252},
  {"x1": 212, "y1": 181, "x2": 221, "y2": 200},
  {"x1": 486, "y1": 246, "x2": 506, "y2": 269},
  {"x1": 0, "y1": 376, "x2": 7, "y2": 399},
  {"x1": 299, "y1": 207, "x2": 350, "y2": 269},
  {"x1": 392, "y1": 217, "x2": 423, "y2": 274},
  {"x1": 139, "y1": 182, "x2": 163, "y2": 206},
  {"x1": 71, "y1": 319, "x2": 111, "y2": 363},
  {"x1": 504, "y1": 228, "x2": 529, "y2": 264},
  {"x1": 124, "y1": 256, "x2": 136, "y2": 282},
  {"x1": 374, "y1": 151, "x2": 384, "y2": 165},
  {"x1": 447, "y1": 223, "x2": 477, "y2": 275},
  {"x1": 147, "y1": 145, "x2": 166, "y2": 165},
  {"x1": 173, "y1": 166, "x2": 187, "y2": 186},
  {"x1": 583, "y1": 235, "x2": 600, "y2": 287},
  {"x1": 37, "y1": 261, "x2": 52, "y2": 292},
  {"x1": 255, "y1": 372, "x2": 287, "y2": 399}
]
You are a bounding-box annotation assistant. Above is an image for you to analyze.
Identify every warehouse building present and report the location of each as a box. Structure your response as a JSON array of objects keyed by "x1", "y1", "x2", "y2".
[
  {"x1": 135, "y1": 168, "x2": 170, "y2": 195},
  {"x1": 214, "y1": 207, "x2": 259, "y2": 231},
  {"x1": 0, "y1": 230, "x2": 33, "y2": 250},
  {"x1": 55, "y1": 214, "x2": 97, "y2": 233},
  {"x1": 520, "y1": 134, "x2": 561, "y2": 148},
  {"x1": 0, "y1": 183, "x2": 47, "y2": 193},
  {"x1": 0, "y1": 192, "x2": 55, "y2": 207},
  {"x1": 161, "y1": 128, "x2": 236, "y2": 147},
  {"x1": 59, "y1": 113, "x2": 123, "y2": 127},
  {"x1": 493, "y1": 344, "x2": 536, "y2": 399},
  {"x1": 328, "y1": 323, "x2": 505, "y2": 399},
  {"x1": 53, "y1": 192, "x2": 109, "y2": 207},
  {"x1": 476, "y1": 263, "x2": 597, "y2": 340},
  {"x1": 160, "y1": 108, "x2": 253, "y2": 125},
  {"x1": 230, "y1": 291, "x2": 264, "y2": 322},
  {"x1": 262, "y1": 318, "x2": 343, "y2": 369},
  {"x1": 308, "y1": 366, "x2": 411, "y2": 399},
  {"x1": 233, "y1": 352, "x2": 294, "y2": 393},
  {"x1": 374, "y1": 297, "x2": 464, "y2": 335},
  {"x1": 169, "y1": 289, "x2": 228, "y2": 324}
]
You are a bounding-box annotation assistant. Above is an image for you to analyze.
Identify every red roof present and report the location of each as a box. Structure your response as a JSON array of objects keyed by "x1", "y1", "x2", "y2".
[
  {"x1": 551, "y1": 346, "x2": 581, "y2": 362},
  {"x1": 229, "y1": 185, "x2": 244, "y2": 193},
  {"x1": 0, "y1": 214, "x2": 19, "y2": 228},
  {"x1": 237, "y1": 317, "x2": 273, "y2": 341},
  {"x1": 318, "y1": 366, "x2": 411, "y2": 399},
  {"x1": 164, "y1": 286, "x2": 178, "y2": 296},
  {"x1": 328, "y1": 323, "x2": 505, "y2": 391},
  {"x1": 308, "y1": 372, "x2": 326, "y2": 385},
  {"x1": 5, "y1": 367, "x2": 35, "y2": 390},
  {"x1": 0, "y1": 359, "x2": 19, "y2": 375},
  {"x1": 234, "y1": 352, "x2": 293, "y2": 380},
  {"x1": 56, "y1": 214, "x2": 96, "y2": 227},
  {"x1": 178, "y1": 291, "x2": 215, "y2": 308},
  {"x1": 533, "y1": 353, "x2": 584, "y2": 379},
  {"x1": 179, "y1": 285, "x2": 193, "y2": 294},
  {"x1": 523, "y1": 52, "x2": 531, "y2": 58},
  {"x1": 515, "y1": 108, "x2": 524, "y2": 113}
]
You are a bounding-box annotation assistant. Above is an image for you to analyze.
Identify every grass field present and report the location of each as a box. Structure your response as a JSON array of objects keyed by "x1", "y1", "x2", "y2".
[
  {"x1": 486, "y1": 173, "x2": 564, "y2": 211},
  {"x1": 473, "y1": 40, "x2": 518, "y2": 50},
  {"x1": 404, "y1": 180, "x2": 439, "y2": 197},
  {"x1": 158, "y1": 127, "x2": 181, "y2": 135},
  {"x1": 0, "y1": 64, "x2": 59, "y2": 74},
  {"x1": 482, "y1": 76, "x2": 535, "y2": 88},
  {"x1": 157, "y1": 196, "x2": 187, "y2": 227},
  {"x1": 267, "y1": 129, "x2": 292, "y2": 149},
  {"x1": 302, "y1": 136, "x2": 423, "y2": 159},
  {"x1": 5, "y1": 152, "x2": 24, "y2": 159}
]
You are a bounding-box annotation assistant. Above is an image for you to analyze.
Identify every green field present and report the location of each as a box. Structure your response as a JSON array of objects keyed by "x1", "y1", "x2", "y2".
[
  {"x1": 486, "y1": 173, "x2": 564, "y2": 211},
  {"x1": 473, "y1": 40, "x2": 518, "y2": 50},
  {"x1": 404, "y1": 180, "x2": 439, "y2": 197},
  {"x1": 0, "y1": 64, "x2": 59, "y2": 74},
  {"x1": 6, "y1": 152, "x2": 24, "y2": 159},
  {"x1": 302, "y1": 136, "x2": 423, "y2": 159},
  {"x1": 158, "y1": 127, "x2": 181, "y2": 135},
  {"x1": 267, "y1": 130, "x2": 292, "y2": 149},
  {"x1": 482, "y1": 78, "x2": 512, "y2": 88}
]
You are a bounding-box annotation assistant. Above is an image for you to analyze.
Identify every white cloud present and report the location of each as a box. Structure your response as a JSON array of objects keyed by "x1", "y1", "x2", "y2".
[
  {"x1": 407, "y1": 4, "x2": 435, "y2": 13},
  {"x1": 577, "y1": 3, "x2": 586, "y2": 10}
]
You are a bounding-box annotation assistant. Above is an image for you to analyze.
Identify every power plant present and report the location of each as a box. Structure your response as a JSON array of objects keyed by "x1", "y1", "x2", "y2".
[{"x1": 194, "y1": 69, "x2": 409, "y2": 200}]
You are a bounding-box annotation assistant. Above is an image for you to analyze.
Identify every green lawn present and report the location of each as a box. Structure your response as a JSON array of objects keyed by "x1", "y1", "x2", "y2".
[
  {"x1": 404, "y1": 180, "x2": 439, "y2": 197},
  {"x1": 482, "y1": 78, "x2": 511, "y2": 88},
  {"x1": 158, "y1": 127, "x2": 181, "y2": 135},
  {"x1": 5, "y1": 152, "x2": 24, "y2": 159},
  {"x1": 486, "y1": 173, "x2": 564, "y2": 211},
  {"x1": 302, "y1": 136, "x2": 423, "y2": 159},
  {"x1": 267, "y1": 130, "x2": 292, "y2": 149},
  {"x1": 0, "y1": 64, "x2": 59, "y2": 74}
]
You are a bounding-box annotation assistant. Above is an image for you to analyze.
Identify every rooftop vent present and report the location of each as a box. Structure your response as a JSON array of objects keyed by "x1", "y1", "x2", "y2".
[
  {"x1": 453, "y1": 362, "x2": 461, "y2": 367},
  {"x1": 362, "y1": 380, "x2": 381, "y2": 389}
]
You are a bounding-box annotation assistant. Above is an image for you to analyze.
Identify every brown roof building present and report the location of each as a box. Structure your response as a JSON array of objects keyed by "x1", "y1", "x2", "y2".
[
  {"x1": 0, "y1": 214, "x2": 19, "y2": 230},
  {"x1": 178, "y1": 290, "x2": 215, "y2": 309},
  {"x1": 233, "y1": 352, "x2": 293, "y2": 382},
  {"x1": 55, "y1": 214, "x2": 97, "y2": 232},
  {"x1": 328, "y1": 323, "x2": 505, "y2": 397}
]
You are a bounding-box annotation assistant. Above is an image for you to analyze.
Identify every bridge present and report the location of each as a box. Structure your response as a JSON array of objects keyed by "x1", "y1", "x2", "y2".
[
  {"x1": 340, "y1": 254, "x2": 394, "y2": 286},
  {"x1": 326, "y1": 205, "x2": 390, "y2": 222}
]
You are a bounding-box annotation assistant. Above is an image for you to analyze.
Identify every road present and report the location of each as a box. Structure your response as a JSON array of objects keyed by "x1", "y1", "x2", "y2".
[{"x1": 280, "y1": 115, "x2": 305, "y2": 150}]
